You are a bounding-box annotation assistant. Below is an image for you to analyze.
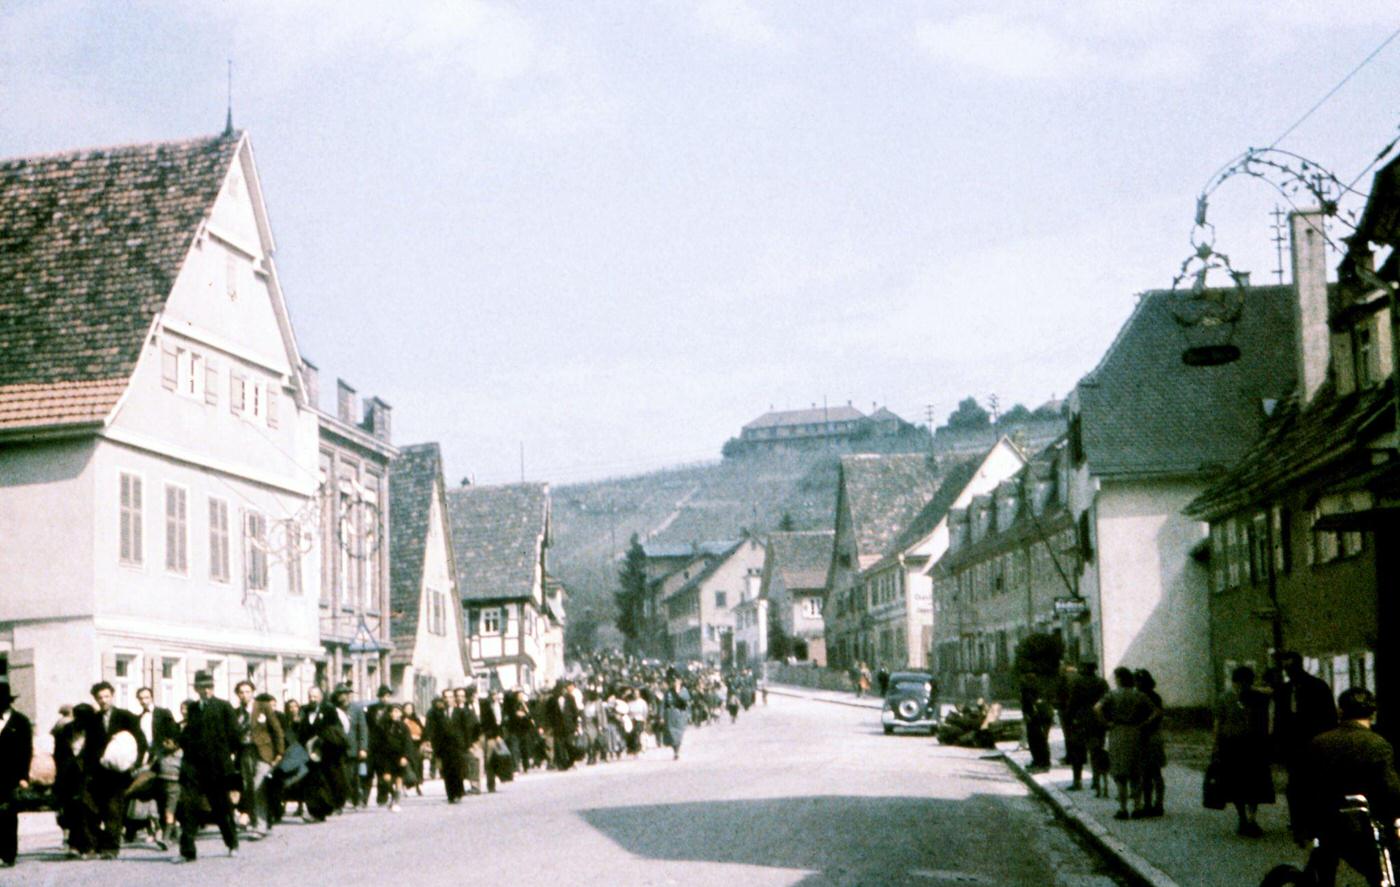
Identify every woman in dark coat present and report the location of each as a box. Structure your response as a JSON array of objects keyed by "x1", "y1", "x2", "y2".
[
  {"x1": 1135, "y1": 669, "x2": 1166, "y2": 817},
  {"x1": 401, "y1": 703, "x2": 425, "y2": 794},
  {"x1": 1095, "y1": 667, "x2": 1153, "y2": 820},
  {"x1": 1213, "y1": 665, "x2": 1275, "y2": 837},
  {"x1": 662, "y1": 675, "x2": 690, "y2": 761}
]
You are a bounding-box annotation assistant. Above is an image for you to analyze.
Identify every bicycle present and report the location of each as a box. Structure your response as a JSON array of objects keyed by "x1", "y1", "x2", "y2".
[{"x1": 1260, "y1": 795, "x2": 1399, "y2": 887}]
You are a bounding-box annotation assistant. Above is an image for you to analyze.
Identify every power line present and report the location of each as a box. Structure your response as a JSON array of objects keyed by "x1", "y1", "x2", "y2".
[{"x1": 1268, "y1": 22, "x2": 1400, "y2": 150}]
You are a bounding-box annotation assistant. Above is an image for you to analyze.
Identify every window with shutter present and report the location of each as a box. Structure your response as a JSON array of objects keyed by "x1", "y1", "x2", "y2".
[
  {"x1": 209, "y1": 497, "x2": 230, "y2": 582},
  {"x1": 230, "y1": 372, "x2": 246, "y2": 415},
  {"x1": 165, "y1": 484, "x2": 188, "y2": 574},
  {"x1": 160, "y1": 341, "x2": 178, "y2": 390},
  {"x1": 267, "y1": 387, "x2": 279, "y2": 428},
  {"x1": 204, "y1": 360, "x2": 219, "y2": 405},
  {"x1": 119, "y1": 472, "x2": 143, "y2": 565}
]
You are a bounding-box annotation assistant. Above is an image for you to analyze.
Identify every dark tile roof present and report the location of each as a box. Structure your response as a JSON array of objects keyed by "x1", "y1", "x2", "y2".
[
  {"x1": 871, "y1": 455, "x2": 986, "y2": 570},
  {"x1": 1076, "y1": 285, "x2": 1298, "y2": 478},
  {"x1": 674, "y1": 538, "x2": 747, "y2": 597},
  {"x1": 446, "y1": 482, "x2": 549, "y2": 603},
  {"x1": 839, "y1": 453, "x2": 945, "y2": 562},
  {"x1": 0, "y1": 133, "x2": 241, "y2": 427},
  {"x1": 1186, "y1": 381, "x2": 1394, "y2": 519},
  {"x1": 765, "y1": 530, "x2": 834, "y2": 592},
  {"x1": 744, "y1": 404, "x2": 865, "y2": 430},
  {"x1": 389, "y1": 443, "x2": 447, "y2": 651}
]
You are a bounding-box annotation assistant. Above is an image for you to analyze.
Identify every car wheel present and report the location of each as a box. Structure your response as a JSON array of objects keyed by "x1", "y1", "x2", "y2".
[
  {"x1": 896, "y1": 698, "x2": 922, "y2": 720},
  {"x1": 883, "y1": 726, "x2": 894, "y2": 735}
]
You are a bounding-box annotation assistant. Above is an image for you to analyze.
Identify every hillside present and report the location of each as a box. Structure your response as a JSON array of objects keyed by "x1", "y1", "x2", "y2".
[
  {"x1": 550, "y1": 435, "x2": 927, "y2": 651},
  {"x1": 551, "y1": 413, "x2": 1065, "y2": 653}
]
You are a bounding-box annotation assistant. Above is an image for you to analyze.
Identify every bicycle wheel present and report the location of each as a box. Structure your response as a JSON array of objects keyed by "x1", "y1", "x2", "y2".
[{"x1": 1258, "y1": 863, "x2": 1313, "y2": 887}]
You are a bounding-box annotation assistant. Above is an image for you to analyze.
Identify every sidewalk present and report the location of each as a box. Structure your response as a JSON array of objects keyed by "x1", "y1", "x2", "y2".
[
  {"x1": 1004, "y1": 730, "x2": 1312, "y2": 887},
  {"x1": 767, "y1": 683, "x2": 883, "y2": 710}
]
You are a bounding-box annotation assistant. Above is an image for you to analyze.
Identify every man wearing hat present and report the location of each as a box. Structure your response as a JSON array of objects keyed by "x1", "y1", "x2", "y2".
[
  {"x1": 174, "y1": 671, "x2": 240, "y2": 862},
  {"x1": 0, "y1": 683, "x2": 33, "y2": 868},
  {"x1": 365, "y1": 685, "x2": 394, "y2": 806}
]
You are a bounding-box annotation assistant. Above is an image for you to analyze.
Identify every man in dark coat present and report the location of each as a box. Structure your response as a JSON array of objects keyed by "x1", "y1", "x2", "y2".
[
  {"x1": 1273, "y1": 651, "x2": 1338, "y2": 829},
  {"x1": 365, "y1": 685, "x2": 394, "y2": 805},
  {"x1": 295, "y1": 686, "x2": 337, "y2": 821},
  {"x1": 0, "y1": 684, "x2": 33, "y2": 868},
  {"x1": 1293, "y1": 687, "x2": 1400, "y2": 887},
  {"x1": 427, "y1": 692, "x2": 465, "y2": 803},
  {"x1": 453, "y1": 687, "x2": 483, "y2": 794},
  {"x1": 175, "y1": 671, "x2": 239, "y2": 862},
  {"x1": 83, "y1": 681, "x2": 145, "y2": 858},
  {"x1": 479, "y1": 690, "x2": 506, "y2": 792}
]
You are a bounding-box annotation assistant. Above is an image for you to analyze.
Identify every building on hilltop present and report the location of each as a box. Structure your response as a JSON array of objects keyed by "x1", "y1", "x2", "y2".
[
  {"x1": 446, "y1": 482, "x2": 562, "y2": 692},
  {"x1": 388, "y1": 443, "x2": 471, "y2": 711},
  {"x1": 0, "y1": 131, "x2": 325, "y2": 735},
  {"x1": 728, "y1": 403, "x2": 915, "y2": 456}
]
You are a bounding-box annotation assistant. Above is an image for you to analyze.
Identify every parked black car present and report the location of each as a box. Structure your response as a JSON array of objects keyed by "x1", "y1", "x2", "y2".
[{"x1": 880, "y1": 671, "x2": 939, "y2": 735}]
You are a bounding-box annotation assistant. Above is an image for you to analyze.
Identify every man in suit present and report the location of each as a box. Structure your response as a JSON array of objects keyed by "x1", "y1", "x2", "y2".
[
  {"x1": 133, "y1": 686, "x2": 179, "y2": 847},
  {"x1": 453, "y1": 687, "x2": 484, "y2": 795},
  {"x1": 328, "y1": 685, "x2": 362, "y2": 810},
  {"x1": 0, "y1": 683, "x2": 33, "y2": 868},
  {"x1": 480, "y1": 689, "x2": 506, "y2": 793},
  {"x1": 544, "y1": 681, "x2": 580, "y2": 771},
  {"x1": 174, "y1": 672, "x2": 239, "y2": 862},
  {"x1": 83, "y1": 681, "x2": 145, "y2": 858},
  {"x1": 365, "y1": 685, "x2": 394, "y2": 806},
  {"x1": 427, "y1": 692, "x2": 465, "y2": 803},
  {"x1": 295, "y1": 686, "x2": 337, "y2": 821}
]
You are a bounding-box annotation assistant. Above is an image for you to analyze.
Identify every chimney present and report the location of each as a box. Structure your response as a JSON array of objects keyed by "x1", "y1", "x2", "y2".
[
  {"x1": 363, "y1": 397, "x2": 393, "y2": 443},
  {"x1": 301, "y1": 359, "x2": 319, "y2": 411},
  {"x1": 1290, "y1": 210, "x2": 1330, "y2": 403},
  {"x1": 336, "y1": 379, "x2": 357, "y2": 425}
]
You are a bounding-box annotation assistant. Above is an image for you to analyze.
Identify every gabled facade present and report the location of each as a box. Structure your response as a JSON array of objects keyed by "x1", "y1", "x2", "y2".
[
  {"x1": 759, "y1": 530, "x2": 834, "y2": 665},
  {"x1": 665, "y1": 536, "x2": 765, "y2": 667},
  {"x1": 314, "y1": 373, "x2": 397, "y2": 696},
  {"x1": 1066, "y1": 272, "x2": 1298, "y2": 707},
  {"x1": 446, "y1": 482, "x2": 560, "y2": 692},
  {"x1": 822, "y1": 453, "x2": 945, "y2": 671},
  {"x1": 0, "y1": 133, "x2": 324, "y2": 737},
  {"x1": 932, "y1": 437, "x2": 1080, "y2": 700},
  {"x1": 1188, "y1": 195, "x2": 1400, "y2": 708},
  {"x1": 388, "y1": 443, "x2": 470, "y2": 711},
  {"x1": 639, "y1": 540, "x2": 735, "y2": 660}
]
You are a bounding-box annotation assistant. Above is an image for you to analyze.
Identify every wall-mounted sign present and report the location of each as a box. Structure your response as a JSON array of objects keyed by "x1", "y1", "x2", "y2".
[{"x1": 1054, "y1": 597, "x2": 1089, "y2": 618}]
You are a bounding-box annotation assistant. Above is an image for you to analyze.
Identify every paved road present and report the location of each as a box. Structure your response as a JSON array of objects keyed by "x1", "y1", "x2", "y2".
[{"x1": 12, "y1": 695, "x2": 1127, "y2": 885}]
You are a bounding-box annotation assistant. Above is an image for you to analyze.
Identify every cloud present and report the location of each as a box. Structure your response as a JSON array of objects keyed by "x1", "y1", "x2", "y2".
[
  {"x1": 913, "y1": 14, "x2": 1088, "y2": 81},
  {"x1": 693, "y1": 0, "x2": 789, "y2": 50}
]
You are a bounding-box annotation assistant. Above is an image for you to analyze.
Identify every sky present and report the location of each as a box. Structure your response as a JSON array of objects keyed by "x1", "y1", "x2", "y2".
[{"x1": 3, "y1": 1, "x2": 1399, "y2": 485}]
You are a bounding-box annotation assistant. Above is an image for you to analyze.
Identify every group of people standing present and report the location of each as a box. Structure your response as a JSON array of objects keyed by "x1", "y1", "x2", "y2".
[{"x1": 0, "y1": 652, "x2": 767, "y2": 869}]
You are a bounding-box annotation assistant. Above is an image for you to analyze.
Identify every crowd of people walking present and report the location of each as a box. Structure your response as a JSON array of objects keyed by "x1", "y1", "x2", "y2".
[{"x1": 0, "y1": 652, "x2": 766, "y2": 868}]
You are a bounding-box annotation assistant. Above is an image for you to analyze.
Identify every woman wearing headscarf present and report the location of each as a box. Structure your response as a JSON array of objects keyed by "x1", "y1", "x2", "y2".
[{"x1": 662, "y1": 673, "x2": 690, "y2": 761}]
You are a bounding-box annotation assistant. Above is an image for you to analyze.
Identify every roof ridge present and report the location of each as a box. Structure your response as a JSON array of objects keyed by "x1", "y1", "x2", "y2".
[{"x1": 0, "y1": 130, "x2": 242, "y2": 167}]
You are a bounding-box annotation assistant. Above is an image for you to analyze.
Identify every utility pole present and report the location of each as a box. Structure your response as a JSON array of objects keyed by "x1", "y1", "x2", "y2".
[
  {"x1": 1270, "y1": 206, "x2": 1289, "y2": 284},
  {"x1": 925, "y1": 404, "x2": 936, "y2": 429}
]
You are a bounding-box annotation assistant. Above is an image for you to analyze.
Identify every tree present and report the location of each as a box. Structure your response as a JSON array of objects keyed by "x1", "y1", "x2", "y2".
[
  {"x1": 999, "y1": 403, "x2": 1033, "y2": 425},
  {"x1": 721, "y1": 437, "x2": 746, "y2": 459},
  {"x1": 778, "y1": 511, "x2": 796, "y2": 531},
  {"x1": 614, "y1": 535, "x2": 648, "y2": 655},
  {"x1": 946, "y1": 396, "x2": 991, "y2": 430},
  {"x1": 768, "y1": 603, "x2": 792, "y2": 660}
]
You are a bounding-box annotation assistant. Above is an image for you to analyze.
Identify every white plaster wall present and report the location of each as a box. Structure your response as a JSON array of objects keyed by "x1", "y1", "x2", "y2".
[
  {"x1": 0, "y1": 439, "x2": 97, "y2": 620},
  {"x1": 5, "y1": 619, "x2": 98, "y2": 753},
  {"x1": 698, "y1": 539, "x2": 766, "y2": 658},
  {"x1": 89, "y1": 439, "x2": 322, "y2": 658},
  {"x1": 1094, "y1": 480, "x2": 1212, "y2": 707},
  {"x1": 411, "y1": 485, "x2": 468, "y2": 691}
]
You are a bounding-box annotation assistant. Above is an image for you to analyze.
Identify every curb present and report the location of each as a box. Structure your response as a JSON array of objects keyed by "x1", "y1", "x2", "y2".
[
  {"x1": 1000, "y1": 752, "x2": 1179, "y2": 887},
  {"x1": 766, "y1": 686, "x2": 882, "y2": 711}
]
